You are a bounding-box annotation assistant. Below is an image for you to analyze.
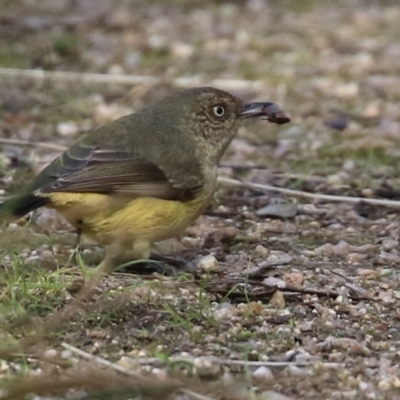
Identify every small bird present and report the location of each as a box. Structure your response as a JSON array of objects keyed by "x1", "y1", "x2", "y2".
[{"x1": 0, "y1": 87, "x2": 289, "y2": 271}]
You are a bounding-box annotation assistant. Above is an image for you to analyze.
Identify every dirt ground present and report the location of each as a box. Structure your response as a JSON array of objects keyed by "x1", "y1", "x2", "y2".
[{"x1": 1, "y1": 0, "x2": 400, "y2": 399}]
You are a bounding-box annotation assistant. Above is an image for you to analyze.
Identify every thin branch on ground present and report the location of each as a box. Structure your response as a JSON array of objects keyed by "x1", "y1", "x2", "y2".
[
  {"x1": 61, "y1": 343, "x2": 217, "y2": 400},
  {"x1": 214, "y1": 358, "x2": 343, "y2": 369},
  {"x1": 181, "y1": 390, "x2": 219, "y2": 400},
  {"x1": 218, "y1": 176, "x2": 400, "y2": 209},
  {"x1": 219, "y1": 165, "x2": 326, "y2": 182},
  {"x1": 61, "y1": 342, "x2": 152, "y2": 382},
  {"x1": 0, "y1": 361, "x2": 179, "y2": 400},
  {"x1": 0, "y1": 67, "x2": 264, "y2": 92},
  {"x1": 0, "y1": 138, "x2": 67, "y2": 152},
  {"x1": 205, "y1": 277, "x2": 373, "y2": 301},
  {"x1": 99, "y1": 354, "x2": 343, "y2": 369}
]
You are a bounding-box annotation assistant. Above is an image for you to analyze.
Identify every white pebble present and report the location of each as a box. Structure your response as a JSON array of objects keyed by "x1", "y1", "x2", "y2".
[
  {"x1": 44, "y1": 349, "x2": 58, "y2": 358},
  {"x1": 138, "y1": 349, "x2": 148, "y2": 357},
  {"x1": 197, "y1": 254, "x2": 219, "y2": 272},
  {"x1": 171, "y1": 42, "x2": 194, "y2": 59},
  {"x1": 214, "y1": 307, "x2": 234, "y2": 321},
  {"x1": 60, "y1": 350, "x2": 75, "y2": 361},
  {"x1": 255, "y1": 244, "x2": 269, "y2": 256},
  {"x1": 253, "y1": 366, "x2": 274, "y2": 382},
  {"x1": 56, "y1": 121, "x2": 79, "y2": 136},
  {"x1": 263, "y1": 276, "x2": 286, "y2": 288},
  {"x1": 194, "y1": 356, "x2": 220, "y2": 378},
  {"x1": 151, "y1": 368, "x2": 168, "y2": 380},
  {"x1": 378, "y1": 378, "x2": 392, "y2": 391}
]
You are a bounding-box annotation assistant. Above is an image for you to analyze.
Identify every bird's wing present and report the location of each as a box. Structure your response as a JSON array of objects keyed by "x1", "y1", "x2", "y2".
[{"x1": 31, "y1": 140, "x2": 202, "y2": 202}]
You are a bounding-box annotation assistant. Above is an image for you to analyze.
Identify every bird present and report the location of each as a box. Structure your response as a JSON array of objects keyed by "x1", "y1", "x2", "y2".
[{"x1": 0, "y1": 87, "x2": 289, "y2": 273}]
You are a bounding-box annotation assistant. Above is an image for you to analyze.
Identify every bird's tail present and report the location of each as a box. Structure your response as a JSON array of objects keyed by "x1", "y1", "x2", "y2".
[{"x1": 0, "y1": 193, "x2": 50, "y2": 220}]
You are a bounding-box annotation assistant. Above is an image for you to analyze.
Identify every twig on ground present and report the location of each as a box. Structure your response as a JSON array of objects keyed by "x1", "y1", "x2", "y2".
[
  {"x1": 182, "y1": 390, "x2": 219, "y2": 400},
  {"x1": 243, "y1": 255, "x2": 293, "y2": 278},
  {"x1": 219, "y1": 165, "x2": 326, "y2": 182},
  {"x1": 251, "y1": 279, "x2": 372, "y2": 300},
  {"x1": 329, "y1": 270, "x2": 371, "y2": 298},
  {"x1": 0, "y1": 67, "x2": 264, "y2": 92},
  {"x1": 61, "y1": 342, "x2": 217, "y2": 400},
  {"x1": 214, "y1": 358, "x2": 343, "y2": 369},
  {"x1": 218, "y1": 176, "x2": 400, "y2": 209},
  {"x1": 205, "y1": 277, "x2": 373, "y2": 301},
  {"x1": 61, "y1": 342, "x2": 151, "y2": 381},
  {"x1": 1, "y1": 360, "x2": 178, "y2": 400},
  {"x1": 96, "y1": 354, "x2": 343, "y2": 370},
  {"x1": 0, "y1": 138, "x2": 67, "y2": 152}
]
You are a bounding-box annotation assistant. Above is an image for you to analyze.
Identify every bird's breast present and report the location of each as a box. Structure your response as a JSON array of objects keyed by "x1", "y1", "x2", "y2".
[{"x1": 46, "y1": 169, "x2": 218, "y2": 247}]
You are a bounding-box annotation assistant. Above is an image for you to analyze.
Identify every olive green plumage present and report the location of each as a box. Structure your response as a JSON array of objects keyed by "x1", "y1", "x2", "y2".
[{"x1": 0, "y1": 87, "x2": 286, "y2": 264}]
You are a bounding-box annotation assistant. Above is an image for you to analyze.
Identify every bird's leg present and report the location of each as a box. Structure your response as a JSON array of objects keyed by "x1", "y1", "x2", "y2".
[
  {"x1": 149, "y1": 253, "x2": 188, "y2": 269},
  {"x1": 74, "y1": 228, "x2": 82, "y2": 249},
  {"x1": 147, "y1": 238, "x2": 188, "y2": 270},
  {"x1": 132, "y1": 240, "x2": 151, "y2": 260},
  {"x1": 107, "y1": 240, "x2": 186, "y2": 275},
  {"x1": 89, "y1": 243, "x2": 123, "y2": 277},
  {"x1": 113, "y1": 240, "x2": 152, "y2": 271},
  {"x1": 72, "y1": 228, "x2": 82, "y2": 256},
  {"x1": 66, "y1": 229, "x2": 83, "y2": 266},
  {"x1": 132, "y1": 241, "x2": 189, "y2": 274}
]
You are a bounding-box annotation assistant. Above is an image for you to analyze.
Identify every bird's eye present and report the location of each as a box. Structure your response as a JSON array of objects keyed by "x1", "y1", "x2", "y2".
[{"x1": 212, "y1": 105, "x2": 225, "y2": 117}]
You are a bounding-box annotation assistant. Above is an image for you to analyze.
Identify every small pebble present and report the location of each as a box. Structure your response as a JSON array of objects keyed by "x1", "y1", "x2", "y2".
[
  {"x1": 214, "y1": 307, "x2": 235, "y2": 321},
  {"x1": 332, "y1": 338, "x2": 371, "y2": 356},
  {"x1": 286, "y1": 365, "x2": 313, "y2": 377},
  {"x1": 171, "y1": 42, "x2": 194, "y2": 59},
  {"x1": 270, "y1": 290, "x2": 286, "y2": 309},
  {"x1": 347, "y1": 253, "x2": 367, "y2": 264},
  {"x1": 263, "y1": 276, "x2": 286, "y2": 288},
  {"x1": 193, "y1": 356, "x2": 220, "y2": 378},
  {"x1": 56, "y1": 121, "x2": 79, "y2": 136},
  {"x1": 44, "y1": 349, "x2": 58, "y2": 358},
  {"x1": 117, "y1": 356, "x2": 139, "y2": 369},
  {"x1": 334, "y1": 82, "x2": 359, "y2": 99},
  {"x1": 138, "y1": 349, "x2": 148, "y2": 357},
  {"x1": 61, "y1": 350, "x2": 72, "y2": 359},
  {"x1": 283, "y1": 271, "x2": 304, "y2": 286},
  {"x1": 381, "y1": 238, "x2": 398, "y2": 251},
  {"x1": 357, "y1": 268, "x2": 377, "y2": 277},
  {"x1": 253, "y1": 366, "x2": 274, "y2": 382},
  {"x1": 256, "y1": 203, "x2": 297, "y2": 219},
  {"x1": 315, "y1": 240, "x2": 350, "y2": 255},
  {"x1": 378, "y1": 378, "x2": 392, "y2": 391},
  {"x1": 255, "y1": 244, "x2": 269, "y2": 256},
  {"x1": 379, "y1": 268, "x2": 393, "y2": 277},
  {"x1": 197, "y1": 254, "x2": 219, "y2": 272},
  {"x1": 151, "y1": 368, "x2": 168, "y2": 380}
]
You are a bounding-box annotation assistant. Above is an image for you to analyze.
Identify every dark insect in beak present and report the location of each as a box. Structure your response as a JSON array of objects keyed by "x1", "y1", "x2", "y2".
[{"x1": 240, "y1": 102, "x2": 290, "y2": 125}]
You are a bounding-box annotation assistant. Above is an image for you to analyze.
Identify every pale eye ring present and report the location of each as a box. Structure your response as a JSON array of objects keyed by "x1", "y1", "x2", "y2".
[{"x1": 212, "y1": 105, "x2": 225, "y2": 117}]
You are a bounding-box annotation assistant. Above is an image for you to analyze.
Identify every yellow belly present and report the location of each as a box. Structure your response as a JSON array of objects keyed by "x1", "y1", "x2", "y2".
[{"x1": 47, "y1": 190, "x2": 212, "y2": 247}]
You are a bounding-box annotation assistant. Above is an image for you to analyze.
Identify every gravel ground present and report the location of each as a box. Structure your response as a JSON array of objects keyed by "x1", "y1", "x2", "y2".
[{"x1": 1, "y1": 1, "x2": 400, "y2": 399}]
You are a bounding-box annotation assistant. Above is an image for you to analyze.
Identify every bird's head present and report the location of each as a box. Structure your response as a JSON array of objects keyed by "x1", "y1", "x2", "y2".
[{"x1": 151, "y1": 87, "x2": 290, "y2": 162}]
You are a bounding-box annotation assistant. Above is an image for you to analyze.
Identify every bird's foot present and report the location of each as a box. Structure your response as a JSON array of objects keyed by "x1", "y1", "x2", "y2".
[{"x1": 115, "y1": 253, "x2": 189, "y2": 276}]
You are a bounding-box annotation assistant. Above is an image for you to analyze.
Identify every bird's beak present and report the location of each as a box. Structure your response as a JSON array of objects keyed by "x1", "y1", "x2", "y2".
[{"x1": 240, "y1": 102, "x2": 290, "y2": 125}]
